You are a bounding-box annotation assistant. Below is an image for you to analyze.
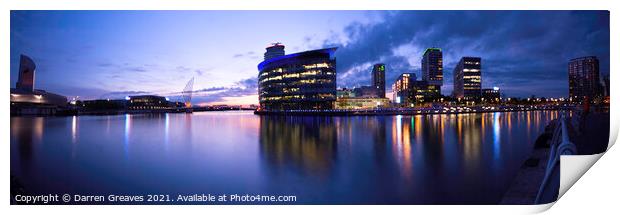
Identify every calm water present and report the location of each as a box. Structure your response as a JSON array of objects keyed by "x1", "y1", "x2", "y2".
[{"x1": 10, "y1": 110, "x2": 559, "y2": 204}]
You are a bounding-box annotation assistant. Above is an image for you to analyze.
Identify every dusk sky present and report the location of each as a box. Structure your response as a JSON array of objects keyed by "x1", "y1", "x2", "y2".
[{"x1": 10, "y1": 11, "x2": 609, "y2": 105}]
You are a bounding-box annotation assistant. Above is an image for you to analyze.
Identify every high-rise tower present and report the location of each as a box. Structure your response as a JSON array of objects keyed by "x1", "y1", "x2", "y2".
[
  {"x1": 453, "y1": 57, "x2": 482, "y2": 100},
  {"x1": 421, "y1": 48, "x2": 443, "y2": 96},
  {"x1": 568, "y1": 56, "x2": 602, "y2": 101},
  {"x1": 372, "y1": 63, "x2": 386, "y2": 98}
]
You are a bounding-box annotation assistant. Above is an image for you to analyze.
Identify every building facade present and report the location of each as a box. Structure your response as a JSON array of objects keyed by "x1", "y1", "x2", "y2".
[
  {"x1": 568, "y1": 56, "x2": 602, "y2": 102},
  {"x1": 353, "y1": 85, "x2": 381, "y2": 98},
  {"x1": 335, "y1": 97, "x2": 389, "y2": 109},
  {"x1": 392, "y1": 73, "x2": 416, "y2": 106},
  {"x1": 336, "y1": 88, "x2": 356, "y2": 98},
  {"x1": 258, "y1": 47, "x2": 337, "y2": 110},
  {"x1": 453, "y1": 57, "x2": 482, "y2": 100},
  {"x1": 16, "y1": 55, "x2": 36, "y2": 92},
  {"x1": 82, "y1": 99, "x2": 128, "y2": 111},
  {"x1": 127, "y1": 95, "x2": 173, "y2": 110},
  {"x1": 372, "y1": 63, "x2": 386, "y2": 98},
  {"x1": 412, "y1": 80, "x2": 440, "y2": 104},
  {"x1": 421, "y1": 48, "x2": 443, "y2": 96}
]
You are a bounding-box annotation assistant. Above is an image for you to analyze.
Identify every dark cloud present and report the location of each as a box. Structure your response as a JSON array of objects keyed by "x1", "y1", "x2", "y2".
[
  {"x1": 191, "y1": 77, "x2": 258, "y2": 103},
  {"x1": 325, "y1": 11, "x2": 610, "y2": 97}
]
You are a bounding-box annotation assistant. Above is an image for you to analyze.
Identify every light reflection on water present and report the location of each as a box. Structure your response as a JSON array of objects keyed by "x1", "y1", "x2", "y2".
[{"x1": 10, "y1": 110, "x2": 560, "y2": 204}]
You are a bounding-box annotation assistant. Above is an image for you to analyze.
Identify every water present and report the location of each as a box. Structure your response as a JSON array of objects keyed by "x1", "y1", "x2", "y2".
[{"x1": 10, "y1": 110, "x2": 559, "y2": 204}]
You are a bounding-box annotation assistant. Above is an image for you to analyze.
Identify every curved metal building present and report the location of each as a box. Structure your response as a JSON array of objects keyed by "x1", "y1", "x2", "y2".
[
  {"x1": 258, "y1": 47, "x2": 337, "y2": 110},
  {"x1": 11, "y1": 55, "x2": 67, "y2": 115}
]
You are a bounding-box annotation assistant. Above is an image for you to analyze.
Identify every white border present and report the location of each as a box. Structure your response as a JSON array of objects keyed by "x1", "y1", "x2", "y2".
[{"x1": 1, "y1": 0, "x2": 617, "y2": 214}]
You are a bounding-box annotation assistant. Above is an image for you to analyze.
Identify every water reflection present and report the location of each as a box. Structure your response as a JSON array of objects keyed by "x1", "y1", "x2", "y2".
[
  {"x1": 71, "y1": 116, "x2": 78, "y2": 144},
  {"x1": 11, "y1": 117, "x2": 44, "y2": 168},
  {"x1": 493, "y1": 112, "x2": 501, "y2": 160},
  {"x1": 259, "y1": 116, "x2": 338, "y2": 176},
  {"x1": 164, "y1": 113, "x2": 170, "y2": 149},
  {"x1": 10, "y1": 111, "x2": 563, "y2": 204},
  {"x1": 124, "y1": 114, "x2": 131, "y2": 158}
]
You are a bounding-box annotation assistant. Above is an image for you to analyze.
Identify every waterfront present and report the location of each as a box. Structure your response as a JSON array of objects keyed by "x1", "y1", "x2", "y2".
[{"x1": 11, "y1": 110, "x2": 560, "y2": 204}]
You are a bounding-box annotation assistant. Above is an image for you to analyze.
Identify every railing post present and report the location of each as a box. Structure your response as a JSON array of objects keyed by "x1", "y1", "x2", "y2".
[{"x1": 535, "y1": 112, "x2": 578, "y2": 204}]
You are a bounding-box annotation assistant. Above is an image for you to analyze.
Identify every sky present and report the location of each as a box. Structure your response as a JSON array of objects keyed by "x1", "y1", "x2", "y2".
[{"x1": 10, "y1": 11, "x2": 609, "y2": 105}]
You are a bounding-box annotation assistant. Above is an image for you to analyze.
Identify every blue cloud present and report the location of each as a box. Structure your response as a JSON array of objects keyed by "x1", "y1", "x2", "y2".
[{"x1": 326, "y1": 11, "x2": 610, "y2": 97}]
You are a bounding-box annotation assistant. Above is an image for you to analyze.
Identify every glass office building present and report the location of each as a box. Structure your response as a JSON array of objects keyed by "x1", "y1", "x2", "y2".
[
  {"x1": 421, "y1": 48, "x2": 443, "y2": 97},
  {"x1": 453, "y1": 57, "x2": 482, "y2": 100},
  {"x1": 568, "y1": 56, "x2": 602, "y2": 102},
  {"x1": 258, "y1": 47, "x2": 337, "y2": 110},
  {"x1": 372, "y1": 63, "x2": 386, "y2": 98},
  {"x1": 392, "y1": 73, "x2": 416, "y2": 106}
]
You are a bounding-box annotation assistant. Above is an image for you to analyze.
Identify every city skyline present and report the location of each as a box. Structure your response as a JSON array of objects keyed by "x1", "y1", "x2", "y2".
[{"x1": 10, "y1": 11, "x2": 609, "y2": 105}]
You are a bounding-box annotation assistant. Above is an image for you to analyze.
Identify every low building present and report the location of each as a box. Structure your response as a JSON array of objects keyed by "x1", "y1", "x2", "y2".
[
  {"x1": 127, "y1": 95, "x2": 173, "y2": 110},
  {"x1": 10, "y1": 89, "x2": 68, "y2": 115},
  {"x1": 337, "y1": 88, "x2": 356, "y2": 98},
  {"x1": 353, "y1": 85, "x2": 381, "y2": 98},
  {"x1": 413, "y1": 80, "x2": 441, "y2": 104},
  {"x1": 258, "y1": 46, "x2": 337, "y2": 110},
  {"x1": 335, "y1": 97, "x2": 389, "y2": 109},
  {"x1": 482, "y1": 87, "x2": 501, "y2": 103},
  {"x1": 81, "y1": 99, "x2": 128, "y2": 111},
  {"x1": 10, "y1": 55, "x2": 68, "y2": 115}
]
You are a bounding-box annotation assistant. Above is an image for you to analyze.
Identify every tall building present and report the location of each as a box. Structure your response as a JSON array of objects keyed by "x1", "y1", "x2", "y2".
[
  {"x1": 568, "y1": 56, "x2": 602, "y2": 102},
  {"x1": 421, "y1": 48, "x2": 443, "y2": 95},
  {"x1": 453, "y1": 57, "x2": 482, "y2": 100},
  {"x1": 392, "y1": 73, "x2": 416, "y2": 106},
  {"x1": 16, "y1": 54, "x2": 36, "y2": 92},
  {"x1": 258, "y1": 47, "x2": 337, "y2": 110},
  {"x1": 372, "y1": 63, "x2": 386, "y2": 98},
  {"x1": 264, "y1": 42, "x2": 286, "y2": 61}
]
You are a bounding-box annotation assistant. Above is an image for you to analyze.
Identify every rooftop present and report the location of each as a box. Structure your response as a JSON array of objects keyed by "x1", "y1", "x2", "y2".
[{"x1": 258, "y1": 47, "x2": 337, "y2": 71}]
